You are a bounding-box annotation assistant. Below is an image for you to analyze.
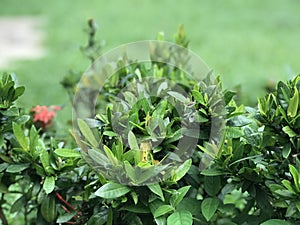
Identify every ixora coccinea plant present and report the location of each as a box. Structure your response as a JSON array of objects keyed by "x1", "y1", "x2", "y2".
[
  {"x1": 1, "y1": 21, "x2": 299, "y2": 225},
  {"x1": 72, "y1": 25, "x2": 227, "y2": 225},
  {"x1": 71, "y1": 23, "x2": 300, "y2": 224}
]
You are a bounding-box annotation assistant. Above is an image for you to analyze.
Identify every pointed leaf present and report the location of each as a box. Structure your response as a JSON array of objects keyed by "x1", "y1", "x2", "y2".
[
  {"x1": 13, "y1": 122, "x2": 28, "y2": 150},
  {"x1": 170, "y1": 186, "x2": 191, "y2": 207},
  {"x1": 173, "y1": 159, "x2": 192, "y2": 181},
  {"x1": 87, "y1": 149, "x2": 110, "y2": 165},
  {"x1": 0, "y1": 163, "x2": 9, "y2": 172},
  {"x1": 54, "y1": 148, "x2": 81, "y2": 158},
  {"x1": 128, "y1": 131, "x2": 139, "y2": 150},
  {"x1": 95, "y1": 182, "x2": 130, "y2": 199},
  {"x1": 201, "y1": 197, "x2": 219, "y2": 221},
  {"x1": 167, "y1": 210, "x2": 192, "y2": 225},
  {"x1": 147, "y1": 183, "x2": 165, "y2": 201},
  {"x1": 153, "y1": 205, "x2": 174, "y2": 218},
  {"x1": 103, "y1": 145, "x2": 119, "y2": 166},
  {"x1": 287, "y1": 87, "x2": 298, "y2": 117},
  {"x1": 282, "y1": 126, "x2": 297, "y2": 138},
  {"x1": 77, "y1": 119, "x2": 99, "y2": 148},
  {"x1": 204, "y1": 176, "x2": 221, "y2": 196},
  {"x1": 10, "y1": 195, "x2": 26, "y2": 213},
  {"x1": 168, "y1": 91, "x2": 187, "y2": 103},
  {"x1": 56, "y1": 212, "x2": 77, "y2": 223},
  {"x1": 6, "y1": 163, "x2": 30, "y2": 173},
  {"x1": 124, "y1": 161, "x2": 136, "y2": 182},
  {"x1": 260, "y1": 219, "x2": 291, "y2": 225},
  {"x1": 43, "y1": 176, "x2": 55, "y2": 194},
  {"x1": 289, "y1": 164, "x2": 300, "y2": 192}
]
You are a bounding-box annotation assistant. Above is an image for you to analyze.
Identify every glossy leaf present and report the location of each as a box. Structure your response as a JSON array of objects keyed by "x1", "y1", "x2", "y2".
[
  {"x1": 12, "y1": 122, "x2": 28, "y2": 150},
  {"x1": 95, "y1": 182, "x2": 130, "y2": 199},
  {"x1": 167, "y1": 91, "x2": 187, "y2": 103},
  {"x1": 173, "y1": 159, "x2": 192, "y2": 181},
  {"x1": 170, "y1": 186, "x2": 190, "y2": 207},
  {"x1": 289, "y1": 164, "x2": 300, "y2": 192},
  {"x1": 287, "y1": 87, "x2": 298, "y2": 117},
  {"x1": 56, "y1": 212, "x2": 77, "y2": 223},
  {"x1": 260, "y1": 219, "x2": 291, "y2": 225},
  {"x1": 77, "y1": 118, "x2": 99, "y2": 148},
  {"x1": 128, "y1": 130, "x2": 139, "y2": 150},
  {"x1": 201, "y1": 197, "x2": 219, "y2": 221},
  {"x1": 54, "y1": 148, "x2": 81, "y2": 158},
  {"x1": 43, "y1": 176, "x2": 55, "y2": 194},
  {"x1": 147, "y1": 183, "x2": 165, "y2": 201},
  {"x1": 153, "y1": 205, "x2": 174, "y2": 218},
  {"x1": 167, "y1": 210, "x2": 192, "y2": 225},
  {"x1": 6, "y1": 163, "x2": 30, "y2": 173}
]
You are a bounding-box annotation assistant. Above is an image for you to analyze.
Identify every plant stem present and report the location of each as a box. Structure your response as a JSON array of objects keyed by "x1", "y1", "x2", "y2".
[{"x1": 0, "y1": 194, "x2": 8, "y2": 225}]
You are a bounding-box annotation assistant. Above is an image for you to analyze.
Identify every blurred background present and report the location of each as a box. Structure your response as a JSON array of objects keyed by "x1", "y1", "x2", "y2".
[{"x1": 0, "y1": 0, "x2": 300, "y2": 109}]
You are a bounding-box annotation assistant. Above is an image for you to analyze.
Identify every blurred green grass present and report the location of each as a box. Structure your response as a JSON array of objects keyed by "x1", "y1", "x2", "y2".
[
  {"x1": 1, "y1": 0, "x2": 300, "y2": 107},
  {"x1": 1, "y1": 1, "x2": 299, "y2": 223}
]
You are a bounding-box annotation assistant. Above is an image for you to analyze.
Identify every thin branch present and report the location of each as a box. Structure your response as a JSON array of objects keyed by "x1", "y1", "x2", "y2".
[{"x1": 0, "y1": 194, "x2": 8, "y2": 225}]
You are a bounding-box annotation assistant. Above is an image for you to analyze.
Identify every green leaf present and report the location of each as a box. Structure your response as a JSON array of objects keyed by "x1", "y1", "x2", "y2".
[
  {"x1": 124, "y1": 160, "x2": 137, "y2": 182},
  {"x1": 224, "y1": 90, "x2": 236, "y2": 105},
  {"x1": 277, "y1": 81, "x2": 291, "y2": 109},
  {"x1": 201, "y1": 197, "x2": 219, "y2": 221},
  {"x1": 13, "y1": 122, "x2": 28, "y2": 150},
  {"x1": 77, "y1": 118, "x2": 99, "y2": 148},
  {"x1": 282, "y1": 180, "x2": 296, "y2": 194},
  {"x1": 287, "y1": 87, "x2": 299, "y2": 117},
  {"x1": 120, "y1": 204, "x2": 150, "y2": 213},
  {"x1": 226, "y1": 127, "x2": 244, "y2": 139},
  {"x1": 201, "y1": 167, "x2": 229, "y2": 176},
  {"x1": 103, "y1": 131, "x2": 118, "y2": 137},
  {"x1": 87, "y1": 148, "x2": 110, "y2": 165},
  {"x1": 147, "y1": 183, "x2": 165, "y2": 201},
  {"x1": 167, "y1": 210, "x2": 193, "y2": 225},
  {"x1": 289, "y1": 164, "x2": 300, "y2": 192},
  {"x1": 176, "y1": 197, "x2": 201, "y2": 216},
  {"x1": 155, "y1": 217, "x2": 167, "y2": 225},
  {"x1": 0, "y1": 163, "x2": 9, "y2": 172},
  {"x1": 170, "y1": 186, "x2": 191, "y2": 207},
  {"x1": 13, "y1": 86, "x2": 25, "y2": 100},
  {"x1": 40, "y1": 149, "x2": 54, "y2": 175},
  {"x1": 6, "y1": 163, "x2": 30, "y2": 173},
  {"x1": 15, "y1": 115, "x2": 30, "y2": 124},
  {"x1": 282, "y1": 126, "x2": 297, "y2": 138},
  {"x1": 10, "y1": 195, "x2": 26, "y2": 213},
  {"x1": 134, "y1": 166, "x2": 159, "y2": 184},
  {"x1": 131, "y1": 191, "x2": 138, "y2": 205},
  {"x1": 103, "y1": 145, "x2": 119, "y2": 166},
  {"x1": 56, "y1": 212, "x2": 77, "y2": 223},
  {"x1": 167, "y1": 91, "x2": 187, "y2": 103},
  {"x1": 54, "y1": 148, "x2": 81, "y2": 158},
  {"x1": 204, "y1": 176, "x2": 221, "y2": 196},
  {"x1": 173, "y1": 159, "x2": 192, "y2": 181},
  {"x1": 192, "y1": 90, "x2": 205, "y2": 105},
  {"x1": 227, "y1": 115, "x2": 252, "y2": 127},
  {"x1": 153, "y1": 205, "x2": 174, "y2": 218},
  {"x1": 282, "y1": 144, "x2": 291, "y2": 158},
  {"x1": 87, "y1": 212, "x2": 107, "y2": 225},
  {"x1": 43, "y1": 176, "x2": 55, "y2": 194},
  {"x1": 40, "y1": 195, "x2": 57, "y2": 223},
  {"x1": 260, "y1": 219, "x2": 291, "y2": 225},
  {"x1": 95, "y1": 182, "x2": 130, "y2": 199},
  {"x1": 128, "y1": 130, "x2": 139, "y2": 150}
]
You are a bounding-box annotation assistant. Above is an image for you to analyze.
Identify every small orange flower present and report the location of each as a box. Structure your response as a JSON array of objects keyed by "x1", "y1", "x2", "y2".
[{"x1": 31, "y1": 105, "x2": 61, "y2": 129}]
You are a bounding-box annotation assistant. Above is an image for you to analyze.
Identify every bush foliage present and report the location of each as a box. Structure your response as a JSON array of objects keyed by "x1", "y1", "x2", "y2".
[{"x1": 0, "y1": 23, "x2": 299, "y2": 225}]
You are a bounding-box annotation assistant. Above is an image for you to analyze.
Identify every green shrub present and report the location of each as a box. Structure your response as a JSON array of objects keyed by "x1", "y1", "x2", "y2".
[{"x1": 0, "y1": 22, "x2": 299, "y2": 225}]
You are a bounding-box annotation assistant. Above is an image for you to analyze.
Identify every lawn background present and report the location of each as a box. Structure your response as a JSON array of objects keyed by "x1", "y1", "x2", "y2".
[
  {"x1": 0, "y1": 1, "x2": 300, "y2": 223},
  {"x1": 1, "y1": 0, "x2": 300, "y2": 107}
]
